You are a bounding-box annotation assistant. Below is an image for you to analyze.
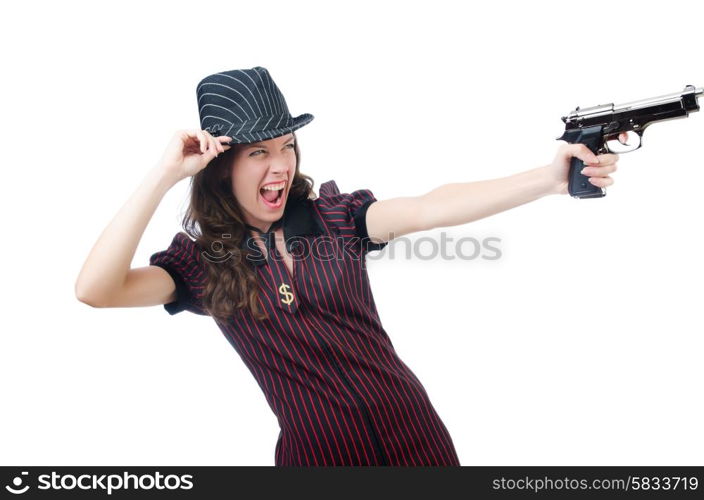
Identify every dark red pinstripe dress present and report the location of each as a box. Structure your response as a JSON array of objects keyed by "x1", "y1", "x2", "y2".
[{"x1": 149, "y1": 180, "x2": 460, "y2": 466}]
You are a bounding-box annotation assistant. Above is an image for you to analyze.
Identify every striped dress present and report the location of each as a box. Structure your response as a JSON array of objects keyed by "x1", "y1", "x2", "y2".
[{"x1": 149, "y1": 180, "x2": 460, "y2": 466}]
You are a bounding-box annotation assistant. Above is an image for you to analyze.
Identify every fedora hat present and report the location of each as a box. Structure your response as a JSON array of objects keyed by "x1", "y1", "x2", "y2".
[{"x1": 196, "y1": 66, "x2": 314, "y2": 145}]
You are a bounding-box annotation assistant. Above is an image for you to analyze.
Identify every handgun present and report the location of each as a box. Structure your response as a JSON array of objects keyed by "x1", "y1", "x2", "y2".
[{"x1": 557, "y1": 85, "x2": 703, "y2": 198}]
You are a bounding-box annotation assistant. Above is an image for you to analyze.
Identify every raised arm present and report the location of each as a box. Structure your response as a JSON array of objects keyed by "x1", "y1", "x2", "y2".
[
  {"x1": 74, "y1": 129, "x2": 230, "y2": 308},
  {"x1": 365, "y1": 142, "x2": 622, "y2": 243}
]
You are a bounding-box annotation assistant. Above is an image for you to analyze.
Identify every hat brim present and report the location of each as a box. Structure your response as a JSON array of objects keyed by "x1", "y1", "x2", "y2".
[{"x1": 225, "y1": 113, "x2": 314, "y2": 145}]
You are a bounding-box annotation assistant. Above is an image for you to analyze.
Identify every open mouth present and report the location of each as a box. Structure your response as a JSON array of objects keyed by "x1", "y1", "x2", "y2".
[{"x1": 259, "y1": 182, "x2": 286, "y2": 209}]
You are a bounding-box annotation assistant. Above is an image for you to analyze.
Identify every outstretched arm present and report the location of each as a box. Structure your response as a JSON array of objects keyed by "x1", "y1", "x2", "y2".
[{"x1": 365, "y1": 141, "x2": 623, "y2": 244}]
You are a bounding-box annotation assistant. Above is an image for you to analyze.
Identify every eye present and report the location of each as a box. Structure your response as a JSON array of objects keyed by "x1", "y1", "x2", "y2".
[{"x1": 249, "y1": 143, "x2": 296, "y2": 157}]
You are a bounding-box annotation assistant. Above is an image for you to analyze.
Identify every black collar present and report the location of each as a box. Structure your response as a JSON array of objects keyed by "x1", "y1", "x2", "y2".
[{"x1": 239, "y1": 196, "x2": 326, "y2": 266}]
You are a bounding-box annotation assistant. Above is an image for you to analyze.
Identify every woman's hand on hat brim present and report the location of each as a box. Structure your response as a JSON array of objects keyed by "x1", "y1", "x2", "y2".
[
  {"x1": 157, "y1": 130, "x2": 233, "y2": 184},
  {"x1": 198, "y1": 129, "x2": 231, "y2": 156}
]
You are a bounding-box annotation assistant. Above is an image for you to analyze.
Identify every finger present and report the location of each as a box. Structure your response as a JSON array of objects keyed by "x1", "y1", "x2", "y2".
[
  {"x1": 196, "y1": 129, "x2": 206, "y2": 153},
  {"x1": 588, "y1": 176, "x2": 614, "y2": 187},
  {"x1": 581, "y1": 163, "x2": 618, "y2": 177},
  {"x1": 595, "y1": 153, "x2": 620, "y2": 165},
  {"x1": 619, "y1": 132, "x2": 629, "y2": 144},
  {"x1": 201, "y1": 132, "x2": 212, "y2": 155},
  {"x1": 211, "y1": 135, "x2": 222, "y2": 155},
  {"x1": 203, "y1": 131, "x2": 218, "y2": 156},
  {"x1": 208, "y1": 139, "x2": 218, "y2": 157},
  {"x1": 207, "y1": 132, "x2": 223, "y2": 153},
  {"x1": 570, "y1": 144, "x2": 600, "y2": 165}
]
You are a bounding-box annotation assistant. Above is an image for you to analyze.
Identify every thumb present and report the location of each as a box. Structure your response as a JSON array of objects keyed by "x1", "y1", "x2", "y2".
[{"x1": 567, "y1": 143, "x2": 600, "y2": 165}]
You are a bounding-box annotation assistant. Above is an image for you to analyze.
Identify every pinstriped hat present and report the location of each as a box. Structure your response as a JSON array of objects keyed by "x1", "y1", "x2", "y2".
[{"x1": 196, "y1": 66, "x2": 314, "y2": 145}]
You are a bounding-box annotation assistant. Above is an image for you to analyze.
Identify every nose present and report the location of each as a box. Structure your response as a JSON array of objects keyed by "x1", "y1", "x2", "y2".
[
  {"x1": 270, "y1": 162, "x2": 285, "y2": 173},
  {"x1": 267, "y1": 157, "x2": 289, "y2": 175}
]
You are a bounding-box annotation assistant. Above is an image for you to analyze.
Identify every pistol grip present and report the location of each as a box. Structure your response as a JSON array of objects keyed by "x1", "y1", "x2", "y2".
[
  {"x1": 568, "y1": 156, "x2": 605, "y2": 198},
  {"x1": 563, "y1": 125, "x2": 606, "y2": 199}
]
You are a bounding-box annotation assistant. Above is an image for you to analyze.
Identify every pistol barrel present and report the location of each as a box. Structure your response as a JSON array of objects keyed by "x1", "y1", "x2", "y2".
[{"x1": 562, "y1": 85, "x2": 703, "y2": 123}]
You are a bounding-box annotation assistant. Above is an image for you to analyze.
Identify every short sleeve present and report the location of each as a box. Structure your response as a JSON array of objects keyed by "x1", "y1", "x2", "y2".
[
  {"x1": 316, "y1": 180, "x2": 388, "y2": 253},
  {"x1": 149, "y1": 232, "x2": 209, "y2": 316}
]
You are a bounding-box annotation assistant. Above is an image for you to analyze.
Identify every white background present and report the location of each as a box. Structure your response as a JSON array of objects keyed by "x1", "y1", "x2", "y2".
[{"x1": 2, "y1": 0, "x2": 702, "y2": 466}]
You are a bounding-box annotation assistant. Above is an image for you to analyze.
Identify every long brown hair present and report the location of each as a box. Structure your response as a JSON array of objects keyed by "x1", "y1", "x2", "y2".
[{"x1": 179, "y1": 132, "x2": 316, "y2": 323}]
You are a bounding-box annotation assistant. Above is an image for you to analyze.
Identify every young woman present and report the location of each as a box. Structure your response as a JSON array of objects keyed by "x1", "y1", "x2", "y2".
[{"x1": 75, "y1": 67, "x2": 625, "y2": 466}]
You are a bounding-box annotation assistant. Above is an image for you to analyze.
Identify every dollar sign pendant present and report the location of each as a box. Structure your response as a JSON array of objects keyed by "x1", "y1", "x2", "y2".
[{"x1": 279, "y1": 283, "x2": 294, "y2": 305}]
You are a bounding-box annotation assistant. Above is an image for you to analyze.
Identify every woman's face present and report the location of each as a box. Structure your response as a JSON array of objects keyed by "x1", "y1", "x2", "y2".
[{"x1": 230, "y1": 133, "x2": 297, "y2": 232}]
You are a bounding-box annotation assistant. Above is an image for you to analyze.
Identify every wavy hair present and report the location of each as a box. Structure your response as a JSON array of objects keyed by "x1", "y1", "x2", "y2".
[{"x1": 179, "y1": 132, "x2": 315, "y2": 322}]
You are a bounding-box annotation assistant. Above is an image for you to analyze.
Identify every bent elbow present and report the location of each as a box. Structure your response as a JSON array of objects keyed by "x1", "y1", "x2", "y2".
[
  {"x1": 76, "y1": 292, "x2": 103, "y2": 308},
  {"x1": 75, "y1": 282, "x2": 107, "y2": 308}
]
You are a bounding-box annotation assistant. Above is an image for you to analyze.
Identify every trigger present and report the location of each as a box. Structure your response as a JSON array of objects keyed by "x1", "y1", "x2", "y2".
[{"x1": 606, "y1": 131, "x2": 641, "y2": 153}]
